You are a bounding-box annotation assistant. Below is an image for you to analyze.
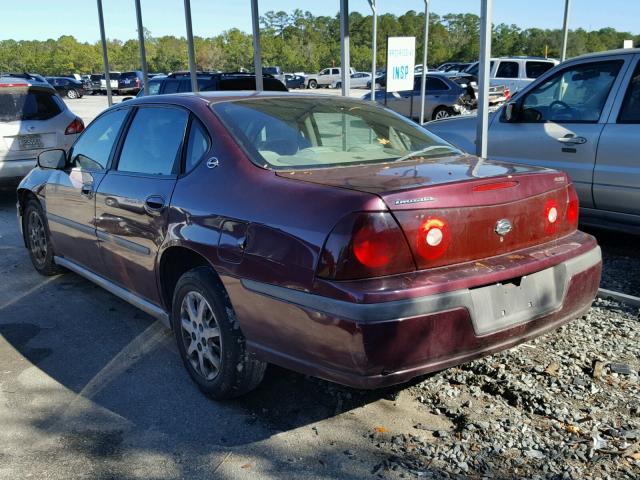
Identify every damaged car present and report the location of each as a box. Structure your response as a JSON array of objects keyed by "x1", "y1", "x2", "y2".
[{"x1": 17, "y1": 92, "x2": 601, "y2": 399}]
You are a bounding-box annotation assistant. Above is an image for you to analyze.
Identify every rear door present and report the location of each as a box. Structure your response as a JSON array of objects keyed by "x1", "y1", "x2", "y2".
[
  {"x1": 45, "y1": 108, "x2": 130, "y2": 273},
  {"x1": 94, "y1": 105, "x2": 189, "y2": 304},
  {"x1": 493, "y1": 60, "x2": 520, "y2": 93},
  {"x1": 489, "y1": 55, "x2": 630, "y2": 209},
  {"x1": 593, "y1": 54, "x2": 640, "y2": 217}
]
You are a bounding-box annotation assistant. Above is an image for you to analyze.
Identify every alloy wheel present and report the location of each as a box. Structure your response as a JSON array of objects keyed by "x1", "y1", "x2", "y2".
[
  {"x1": 27, "y1": 210, "x2": 47, "y2": 267},
  {"x1": 67, "y1": 89, "x2": 77, "y2": 99},
  {"x1": 434, "y1": 109, "x2": 451, "y2": 120},
  {"x1": 179, "y1": 291, "x2": 222, "y2": 381}
]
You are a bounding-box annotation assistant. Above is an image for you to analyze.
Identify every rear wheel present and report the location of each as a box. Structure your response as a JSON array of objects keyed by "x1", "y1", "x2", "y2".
[
  {"x1": 432, "y1": 106, "x2": 454, "y2": 120},
  {"x1": 66, "y1": 89, "x2": 78, "y2": 99},
  {"x1": 308, "y1": 79, "x2": 317, "y2": 89},
  {"x1": 335, "y1": 82, "x2": 342, "y2": 89},
  {"x1": 171, "y1": 267, "x2": 266, "y2": 399},
  {"x1": 24, "y1": 199, "x2": 64, "y2": 276}
]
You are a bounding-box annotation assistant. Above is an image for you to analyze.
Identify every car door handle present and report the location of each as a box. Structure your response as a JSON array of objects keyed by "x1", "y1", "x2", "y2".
[
  {"x1": 557, "y1": 135, "x2": 587, "y2": 145},
  {"x1": 144, "y1": 195, "x2": 165, "y2": 216},
  {"x1": 80, "y1": 183, "x2": 94, "y2": 198}
]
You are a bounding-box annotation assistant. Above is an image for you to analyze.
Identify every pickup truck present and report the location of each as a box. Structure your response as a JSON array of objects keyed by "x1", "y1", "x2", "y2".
[
  {"x1": 425, "y1": 49, "x2": 640, "y2": 233},
  {"x1": 305, "y1": 67, "x2": 355, "y2": 89}
]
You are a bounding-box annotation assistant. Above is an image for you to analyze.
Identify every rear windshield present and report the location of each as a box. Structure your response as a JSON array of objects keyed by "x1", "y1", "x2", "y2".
[
  {"x1": 213, "y1": 97, "x2": 460, "y2": 170},
  {"x1": 0, "y1": 88, "x2": 63, "y2": 121},
  {"x1": 90, "y1": 74, "x2": 103, "y2": 81},
  {"x1": 120, "y1": 72, "x2": 138, "y2": 79}
]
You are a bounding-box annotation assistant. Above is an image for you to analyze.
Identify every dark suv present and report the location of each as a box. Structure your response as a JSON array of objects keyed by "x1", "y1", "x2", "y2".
[
  {"x1": 119, "y1": 71, "x2": 144, "y2": 95},
  {"x1": 135, "y1": 72, "x2": 288, "y2": 97}
]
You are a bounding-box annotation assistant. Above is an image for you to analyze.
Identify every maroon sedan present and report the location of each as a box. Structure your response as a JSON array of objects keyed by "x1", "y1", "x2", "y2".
[{"x1": 17, "y1": 92, "x2": 601, "y2": 399}]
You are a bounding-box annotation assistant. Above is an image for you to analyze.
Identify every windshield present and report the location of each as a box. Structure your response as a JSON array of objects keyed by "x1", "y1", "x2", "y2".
[
  {"x1": 0, "y1": 88, "x2": 62, "y2": 121},
  {"x1": 213, "y1": 97, "x2": 461, "y2": 170}
]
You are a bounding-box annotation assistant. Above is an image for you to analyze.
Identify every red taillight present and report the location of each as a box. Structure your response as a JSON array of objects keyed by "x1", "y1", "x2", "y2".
[
  {"x1": 317, "y1": 212, "x2": 415, "y2": 280},
  {"x1": 415, "y1": 217, "x2": 450, "y2": 261},
  {"x1": 65, "y1": 117, "x2": 85, "y2": 135},
  {"x1": 135, "y1": 78, "x2": 140, "y2": 86},
  {"x1": 566, "y1": 184, "x2": 579, "y2": 226},
  {"x1": 0, "y1": 82, "x2": 30, "y2": 87},
  {"x1": 504, "y1": 88, "x2": 511, "y2": 100}
]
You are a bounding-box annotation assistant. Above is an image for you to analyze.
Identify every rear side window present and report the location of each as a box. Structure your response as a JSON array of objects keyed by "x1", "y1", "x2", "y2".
[
  {"x1": 147, "y1": 80, "x2": 162, "y2": 95},
  {"x1": 426, "y1": 77, "x2": 449, "y2": 90},
  {"x1": 0, "y1": 89, "x2": 62, "y2": 122},
  {"x1": 70, "y1": 108, "x2": 129, "y2": 171},
  {"x1": 117, "y1": 107, "x2": 188, "y2": 175},
  {"x1": 496, "y1": 61, "x2": 519, "y2": 78},
  {"x1": 526, "y1": 61, "x2": 555, "y2": 79},
  {"x1": 162, "y1": 79, "x2": 180, "y2": 94},
  {"x1": 185, "y1": 119, "x2": 210, "y2": 172},
  {"x1": 618, "y1": 62, "x2": 640, "y2": 123}
]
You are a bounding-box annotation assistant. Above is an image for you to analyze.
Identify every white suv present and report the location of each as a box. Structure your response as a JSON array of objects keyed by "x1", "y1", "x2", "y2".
[
  {"x1": 463, "y1": 57, "x2": 559, "y2": 93},
  {"x1": 0, "y1": 76, "x2": 84, "y2": 186}
]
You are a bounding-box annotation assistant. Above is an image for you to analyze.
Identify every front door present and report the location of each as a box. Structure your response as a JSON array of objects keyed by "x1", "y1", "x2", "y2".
[
  {"x1": 593, "y1": 54, "x2": 640, "y2": 217},
  {"x1": 94, "y1": 105, "x2": 189, "y2": 305},
  {"x1": 45, "y1": 108, "x2": 130, "y2": 272},
  {"x1": 489, "y1": 56, "x2": 630, "y2": 209}
]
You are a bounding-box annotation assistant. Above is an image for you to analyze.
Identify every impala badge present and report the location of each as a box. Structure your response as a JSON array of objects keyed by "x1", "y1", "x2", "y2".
[{"x1": 495, "y1": 219, "x2": 512, "y2": 236}]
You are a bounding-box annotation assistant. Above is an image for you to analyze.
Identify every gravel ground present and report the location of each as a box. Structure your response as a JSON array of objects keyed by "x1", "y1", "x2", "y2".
[
  {"x1": 584, "y1": 227, "x2": 640, "y2": 297},
  {"x1": 340, "y1": 298, "x2": 640, "y2": 479}
]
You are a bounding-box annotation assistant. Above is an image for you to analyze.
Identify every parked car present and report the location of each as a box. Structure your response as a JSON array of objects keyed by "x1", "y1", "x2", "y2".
[
  {"x1": 438, "y1": 62, "x2": 472, "y2": 74},
  {"x1": 88, "y1": 74, "x2": 103, "y2": 94},
  {"x1": 118, "y1": 71, "x2": 144, "y2": 95},
  {"x1": 284, "y1": 73, "x2": 305, "y2": 89},
  {"x1": 461, "y1": 57, "x2": 558, "y2": 93},
  {"x1": 17, "y1": 92, "x2": 601, "y2": 398},
  {"x1": 363, "y1": 74, "x2": 476, "y2": 120},
  {"x1": 425, "y1": 48, "x2": 640, "y2": 233},
  {"x1": 99, "y1": 72, "x2": 121, "y2": 94},
  {"x1": 305, "y1": 67, "x2": 355, "y2": 89},
  {"x1": 1, "y1": 73, "x2": 49, "y2": 86},
  {"x1": 44, "y1": 77, "x2": 86, "y2": 99},
  {"x1": 0, "y1": 77, "x2": 83, "y2": 186},
  {"x1": 262, "y1": 66, "x2": 286, "y2": 86},
  {"x1": 331, "y1": 71, "x2": 372, "y2": 89},
  {"x1": 129, "y1": 72, "x2": 288, "y2": 99}
]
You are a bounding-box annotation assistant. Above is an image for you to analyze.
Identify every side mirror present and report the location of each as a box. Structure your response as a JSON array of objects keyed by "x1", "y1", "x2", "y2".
[
  {"x1": 121, "y1": 96, "x2": 133, "y2": 102},
  {"x1": 503, "y1": 101, "x2": 520, "y2": 122},
  {"x1": 37, "y1": 149, "x2": 66, "y2": 169}
]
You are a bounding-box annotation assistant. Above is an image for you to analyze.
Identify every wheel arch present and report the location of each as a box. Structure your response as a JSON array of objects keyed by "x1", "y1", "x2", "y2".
[
  {"x1": 158, "y1": 245, "x2": 229, "y2": 315},
  {"x1": 17, "y1": 188, "x2": 40, "y2": 247}
]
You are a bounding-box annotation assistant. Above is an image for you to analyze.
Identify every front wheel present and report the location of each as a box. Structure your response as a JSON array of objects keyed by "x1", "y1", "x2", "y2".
[
  {"x1": 66, "y1": 89, "x2": 78, "y2": 99},
  {"x1": 307, "y1": 80, "x2": 317, "y2": 89},
  {"x1": 171, "y1": 267, "x2": 266, "y2": 399},
  {"x1": 24, "y1": 199, "x2": 64, "y2": 276},
  {"x1": 432, "y1": 106, "x2": 454, "y2": 120}
]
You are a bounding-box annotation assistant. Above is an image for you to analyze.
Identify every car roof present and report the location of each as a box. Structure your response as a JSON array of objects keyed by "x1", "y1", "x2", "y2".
[
  {"x1": 121, "y1": 91, "x2": 367, "y2": 108},
  {"x1": 571, "y1": 47, "x2": 640, "y2": 60}
]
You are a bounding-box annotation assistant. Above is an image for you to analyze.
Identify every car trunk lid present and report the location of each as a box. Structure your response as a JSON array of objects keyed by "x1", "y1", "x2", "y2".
[{"x1": 277, "y1": 154, "x2": 578, "y2": 269}]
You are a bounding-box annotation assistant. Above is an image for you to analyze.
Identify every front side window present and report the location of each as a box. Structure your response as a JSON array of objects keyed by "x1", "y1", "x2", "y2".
[
  {"x1": 618, "y1": 61, "x2": 640, "y2": 124},
  {"x1": 69, "y1": 108, "x2": 129, "y2": 171},
  {"x1": 520, "y1": 60, "x2": 623, "y2": 123},
  {"x1": 116, "y1": 107, "x2": 188, "y2": 175},
  {"x1": 213, "y1": 98, "x2": 461, "y2": 170},
  {"x1": 496, "y1": 61, "x2": 519, "y2": 79},
  {"x1": 320, "y1": 69, "x2": 329, "y2": 75}
]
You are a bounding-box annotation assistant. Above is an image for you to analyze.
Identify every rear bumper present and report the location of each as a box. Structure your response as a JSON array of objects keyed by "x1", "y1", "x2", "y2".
[
  {"x1": 229, "y1": 234, "x2": 601, "y2": 389},
  {"x1": 0, "y1": 159, "x2": 35, "y2": 183}
]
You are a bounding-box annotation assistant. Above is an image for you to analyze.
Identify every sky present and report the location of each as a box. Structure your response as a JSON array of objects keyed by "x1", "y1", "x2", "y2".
[{"x1": 0, "y1": 0, "x2": 638, "y2": 43}]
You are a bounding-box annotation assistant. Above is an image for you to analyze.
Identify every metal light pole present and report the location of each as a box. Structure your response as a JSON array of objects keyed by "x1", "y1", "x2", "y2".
[
  {"x1": 183, "y1": 0, "x2": 198, "y2": 92},
  {"x1": 134, "y1": 0, "x2": 149, "y2": 96},
  {"x1": 475, "y1": 0, "x2": 493, "y2": 159},
  {"x1": 560, "y1": 0, "x2": 571, "y2": 62},
  {"x1": 96, "y1": 0, "x2": 112, "y2": 106},
  {"x1": 339, "y1": 0, "x2": 350, "y2": 96},
  {"x1": 368, "y1": 0, "x2": 377, "y2": 102},
  {"x1": 251, "y1": 0, "x2": 263, "y2": 91},
  {"x1": 419, "y1": 0, "x2": 430, "y2": 124}
]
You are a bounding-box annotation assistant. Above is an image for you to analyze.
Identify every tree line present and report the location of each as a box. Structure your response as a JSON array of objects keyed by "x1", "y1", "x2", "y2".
[{"x1": 0, "y1": 9, "x2": 636, "y2": 75}]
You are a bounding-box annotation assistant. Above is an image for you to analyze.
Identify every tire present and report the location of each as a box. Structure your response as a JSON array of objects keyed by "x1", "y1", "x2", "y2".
[
  {"x1": 307, "y1": 79, "x2": 317, "y2": 89},
  {"x1": 171, "y1": 267, "x2": 266, "y2": 399},
  {"x1": 335, "y1": 82, "x2": 342, "y2": 89},
  {"x1": 66, "y1": 89, "x2": 78, "y2": 99},
  {"x1": 432, "y1": 106, "x2": 453, "y2": 120},
  {"x1": 23, "y1": 199, "x2": 64, "y2": 276}
]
